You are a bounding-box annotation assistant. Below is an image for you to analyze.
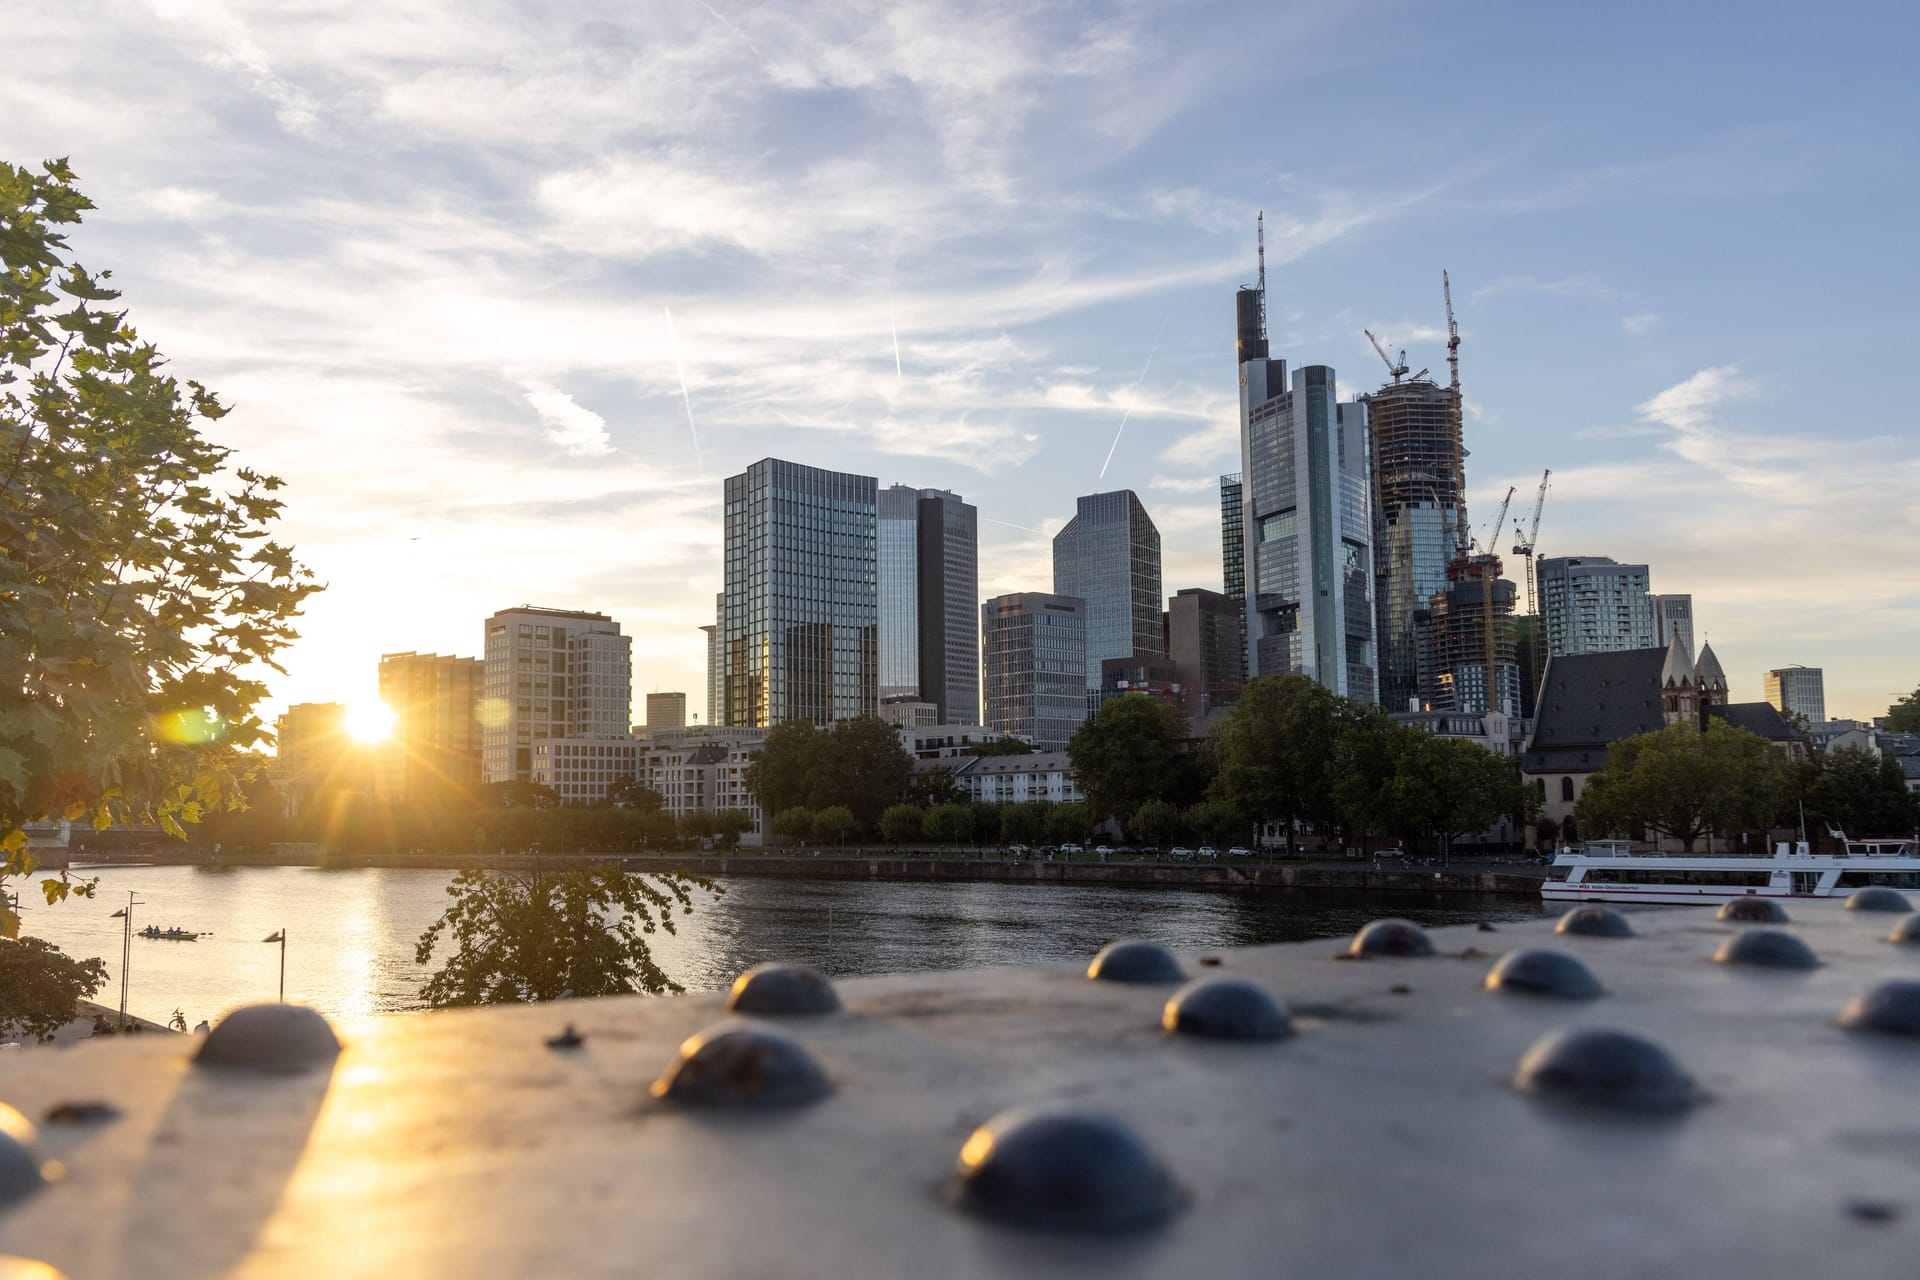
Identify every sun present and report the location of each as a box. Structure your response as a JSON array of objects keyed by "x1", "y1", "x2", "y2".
[{"x1": 345, "y1": 700, "x2": 397, "y2": 743}]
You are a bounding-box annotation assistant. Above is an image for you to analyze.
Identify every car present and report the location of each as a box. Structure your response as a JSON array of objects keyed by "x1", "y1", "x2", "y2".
[
  {"x1": 1112, "y1": 845, "x2": 1139, "y2": 857},
  {"x1": 1093, "y1": 844, "x2": 1114, "y2": 857},
  {"x1": 1059, "y1": 843, "x2": 1083, "y2": 855},
  {"x1": 1007, "y1": 844, "x2": 1031, "y2": 858},
  {"x1": 1374, "y1": 847, "x2": 1405, "y2": 859},
  {"x1": 1167, "y1": 846, "x2": 1196, "y2": 861},
  {"x1": 1197, "y1": 846, "x2": 1219, "y2": 860},
  {"x1": 1226, "y1": 846, "x2": 1253, "y2": 858}
]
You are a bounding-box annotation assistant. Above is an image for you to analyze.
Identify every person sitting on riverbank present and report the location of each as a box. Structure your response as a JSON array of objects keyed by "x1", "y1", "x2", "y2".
[{"x1": 90, "y1": 1015, "x2": 114, "y2": 1036}]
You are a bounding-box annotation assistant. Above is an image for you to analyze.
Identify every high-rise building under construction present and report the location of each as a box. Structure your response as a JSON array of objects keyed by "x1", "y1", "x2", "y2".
[{"x1": 1364, "y1": 376, "x2": 1462, "y2": 712}]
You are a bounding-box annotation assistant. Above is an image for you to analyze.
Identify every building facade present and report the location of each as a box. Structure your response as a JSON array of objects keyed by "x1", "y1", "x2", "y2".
[
  {"x1": 1765, "y1": 666, "x2": 1826, "y2": 724},
  {"x1": 951, "y1": 751, "x2": 1086, "y2": 806},
  {"x1": 1537, "y1": 556, "x2": 1655, "y2": 658},
  {"x1": 481, "y1": 606, "x2": 632, "y2": 784},
  {"x1": 272, "y1": 701, "x2": 349, "y2": 791},
  {"x1": 719, "y1": 459, "x2": 878, "y2": 728},
  {"x1": 378, "y1": 652, "x2": 481, "y2": 804},
  {"x1": 1427, "y1": 575, "x2": 1522, "y2": 716},
  {"x1": 983, "y1": 592, "x2": 1089, "y2": 750},
  {"x1": 531, "y1": 737, "x2": 639, "y2": 806},
  {"x1": 645, "y1": 692, "x2": 687, "y2": 731},
  {"x1": 1651, "y1": 593, "x2": 1695, "y2": 660},
  {"x1": 1166, "y1": 586, "x2": 1245, "y2": 729},
  {"x1": 877, "y1": 484, "x2": 980, "y2": 723},
  {"x1": 633, "y1": 726, "x2": 768, "y2": 845},
  {"x1": 1052, "y1": 491, "x2": 1162, "y2": 695},
  {"x1": 1364, "y1": 377, "x2": 1461, "y2": 713}
]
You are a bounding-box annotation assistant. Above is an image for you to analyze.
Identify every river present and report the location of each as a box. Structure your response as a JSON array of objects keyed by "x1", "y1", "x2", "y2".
[{"x1": 17, "y1": 865, "x2": 1550, "y2": 1028}]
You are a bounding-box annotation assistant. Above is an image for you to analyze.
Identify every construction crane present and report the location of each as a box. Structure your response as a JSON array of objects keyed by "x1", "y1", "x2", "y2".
[
  {"x1": 1511, "y1": 468, "x2": 1552, "y2": 616},
  {"x1": 1364, "y1": 329, "x2": 1410, "y2": 383},
  {"x1": 1479, "y1": 486, "x2": 1516, "y2": 557},
  {"x1": 1435, "y1": 270, "x2": 1510, "y2": 715},
  {"x1": 1444, "y1": 270, "x2": 1466, "y2": 560}
]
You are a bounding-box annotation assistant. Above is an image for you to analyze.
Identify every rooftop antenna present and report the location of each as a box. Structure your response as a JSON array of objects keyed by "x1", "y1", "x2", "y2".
[{"x1": 1256, "y1": 211, "x2": 1267, "y2": 338}]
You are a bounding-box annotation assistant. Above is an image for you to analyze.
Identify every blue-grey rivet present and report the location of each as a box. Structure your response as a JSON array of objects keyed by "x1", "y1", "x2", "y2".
[
  {"x1": 194, "y1": 1004, "x2": 339, "y2": 1072},
  {"x1": 1555, "y1": 906, "x2": 1634, "y2": 938},
  {"x1": 1485, "y1": 949, "x2": 1603, "y2": 999},
  {"x1": 650, "y1": 1024, "x2": 830, "y2": 1107},
  {"x1": 1885, "y1": 915, "x2": 1920, "y2": 946},
  {"x1": 1087, "y1": 940, "x2": 1184, "y2": 984},
  {"x1": 954, "y1": 1105, "x2": 1179, "y2": 1232},
  {"x1": 1839, "y1": 981, "x2": 1920, "y2": 1037},
  {"x1": 1717, "y1": 897, "x2": 1789, "y2": 924},
  {"x1": 727, "y1": 963, "x2": 841, "y2": 1015},
  {"x1": 1162, "y1": 977, "x2": 1292, "y2": 1040},
  {"x1": 1714, "y1": 928, "x2": 1818, "y2": 970},
  {"x1": 1846, "y1": 887, "x2": 1913, "y2": 913},
  {"x1": 0, "y1": 1104, "x2": 48, "y2": 1211},
  {"x1": 1513, "y1": 1027, "x2": 1696, "y2": 1112},
  {"x1": 1347, "y1": 919, "x2": 1435, "y2": 958}
]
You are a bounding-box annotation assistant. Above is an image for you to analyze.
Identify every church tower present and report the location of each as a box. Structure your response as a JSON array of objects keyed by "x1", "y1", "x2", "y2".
[
  {"x1": 1660, "y1": 634, "x2": 1698, "y2": 726},
  {"x1": 1694, "y1": 642, "x2": 1728, "y2": 726}
]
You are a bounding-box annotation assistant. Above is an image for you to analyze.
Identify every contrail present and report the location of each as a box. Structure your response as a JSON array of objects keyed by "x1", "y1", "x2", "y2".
[
  {"x1": 980, "y1": 515, "x2": 1043, "y2": 536},
  {"x1": 1098, "y1": 316, "x2": 1168, "y2": 481},
  {"x1": 663, "y1": 304, "x2": 704, "y2": 478},
  {"x1": 889, "y1": 304, "x2": 903, "y2": 386}
]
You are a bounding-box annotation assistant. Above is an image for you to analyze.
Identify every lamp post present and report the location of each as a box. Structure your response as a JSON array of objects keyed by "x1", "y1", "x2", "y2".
[
  {"x1": 108, "y1": 891, "x2": 145, "y2": 1031},
  {"x1": 262, "y1": 930, "x2": 287, "y2": 1002}
]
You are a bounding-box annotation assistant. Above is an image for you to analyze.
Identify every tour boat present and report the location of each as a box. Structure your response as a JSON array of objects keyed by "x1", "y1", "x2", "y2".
[{"x1": 1542, "y1": 837, "x2": 1920, "y2": 905}]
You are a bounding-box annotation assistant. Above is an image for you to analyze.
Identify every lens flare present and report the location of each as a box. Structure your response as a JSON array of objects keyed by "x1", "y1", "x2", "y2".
[{"x1": 345, "y1": 701, "x2": 397, "y2": 743}]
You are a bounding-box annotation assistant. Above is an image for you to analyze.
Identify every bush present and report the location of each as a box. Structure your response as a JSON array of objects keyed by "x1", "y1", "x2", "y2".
[
  {"x1": 878, "y1": 804, "x2": 923, "y2": 844},
  {"x1": 772, "y1": 807, "x2": 815, "y2": 844},
  {"x1": 814, "y1": 805, "x2": 860, "y2": 847}
]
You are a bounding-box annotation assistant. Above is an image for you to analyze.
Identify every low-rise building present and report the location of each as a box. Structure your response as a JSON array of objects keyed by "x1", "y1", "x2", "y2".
[
  {"x1": 942, "y1": 752, "x2": 1084, "y2": 806},
  {"x1": 633, "y1": 726, "x2": 768, "y2": 844},
  {"x1": 896, "y1": 723, "x2": 1020, "y2": 761},
  {"x1": 531, "y1": 737, "x2": 640, "y2": 806}
]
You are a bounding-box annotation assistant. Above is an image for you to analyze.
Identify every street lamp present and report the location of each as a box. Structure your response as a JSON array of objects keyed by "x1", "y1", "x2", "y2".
[
  {"x1": 108, "y1": 891, "x2": 145, "y2": 1031},
  {"x1": 262, "y1": 929, "x2": 287, "y2": 1002}
]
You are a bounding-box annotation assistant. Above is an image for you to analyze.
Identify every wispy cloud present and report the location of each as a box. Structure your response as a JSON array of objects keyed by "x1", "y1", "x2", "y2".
[{"x1": 521, "y1": 381, "x2": 614, "y2": 456}]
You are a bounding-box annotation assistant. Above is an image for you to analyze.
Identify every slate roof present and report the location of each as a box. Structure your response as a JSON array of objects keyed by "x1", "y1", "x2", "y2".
[
  {"x1": 964, "y1": 751, "x2": 1075, "y2": 778},
  {"x1": 1709, "y1": 702, "x2": 1800, "y2": 743},
  {"x1": 1521, "y1": 647, "x2": 1669, "y2": 775}
]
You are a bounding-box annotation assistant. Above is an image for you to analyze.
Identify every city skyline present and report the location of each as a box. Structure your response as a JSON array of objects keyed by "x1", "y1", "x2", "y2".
[{"x1": 6, "y1": 2, "x2": 1915, "y2": 724}]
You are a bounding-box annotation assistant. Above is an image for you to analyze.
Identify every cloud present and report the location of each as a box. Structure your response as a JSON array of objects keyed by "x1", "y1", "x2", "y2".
[
  {"x1": 521, "y1": 381, "x2": 615, "y2": 456},
  {"x1": 1621, "y1": 312, "x2": 1660, "y2": 336},
  {"x1": 1471, "y1": 276, "x2": 1624, "y2": 305}
]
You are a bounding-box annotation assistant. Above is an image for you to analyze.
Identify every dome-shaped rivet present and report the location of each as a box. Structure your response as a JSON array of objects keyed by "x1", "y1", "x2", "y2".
[
  {"x1": 1513, "y1": 1027, "x2": 1697, "y2": 1112},
  {"x1": 1347, "y1": 919, "x2": 1435, "y2": 958},
  {"x1": 953, "y1": 1105, "x2": 1180, "y2": 1232},
  {"x1": 650, "y1": 1024, "x2": 830, "y2": 1108},
  {"x1": 1885, "y1": 915, "x2": 1920, "y2": 946},
  {"x1": 1555, "y1": 906, "x2": 1634, "y2": 938},
  {"x1": 1847, "y1": 887, "x2": 1913, "y2": 913},
  {"x1": 194, "y1": 1004, "x2": 339, "y2": 1073},
  {"x1": 1714, "y1": 929, "x2": 1818, "y2": 970},
  {"x1": 0, "y1": 1257, "x2": 71, "y2": 1279},
  {"x1": 0, "y1": 1104, "x2": 49, "y2": 1211},
  {"x1": 1087, "y1": 940, "x2": 1184, "y2": 984},
  {"x1": 727, "y1": 963, "x2": 841, "y2": 1015},
  {"x1": 1839, "y1": 981, "x2": 1920, "y2": 1038},
  {"x1": 1162, "y1": 977, "x2": 1292, "y2": 1041},
  {"x1": 1717, "y1": 898, "x2": 1789, "y2": 924},
  {"x1": 1485, "y1": 949, "x2": 1603, "y2": 999}
]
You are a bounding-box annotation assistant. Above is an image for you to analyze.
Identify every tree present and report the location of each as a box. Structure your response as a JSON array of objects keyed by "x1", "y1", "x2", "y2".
[
  {"x1": 744, "y1": 720, "x2": 823, "y2": 816},
  {"x1": 1045, "y1": 802, "x2": 1093, "y2": 846},
  {"x1": 924, "y1": 803, "x2": 973, "y2": 846},
  {"x1": 999, "y1": 802, "x2": 1048, "y2": 845},
  {"x1": 1208, "y1": 676, "x2": 1343, "y2": 854},
  {"x1": 771, "y1": 806, "x2": 815, "y2": 844},
  {"x1": 0, "y1": 935, "x2": 107, "y2": 1042},
  {"x1": 909, "y1": 766, "x2": 964, "y2": 807},
  {"x1": 2, "y1": 160, "x2": 320, "y2": 935},
  {"x1": 1809, "y1": 747, "x2": 1918, "y2": 838},
  {"x1": 1575, "y1": 721, "x2": 1788, "y2": 851},
  {"x1": 488, "y1": 781, "x2": 560, "y2": 810},
  {"x1": 1067, "y1": 696, "x2": 1193, "y2": 828},
  {"x1": 814, "y1": 805, "x2": 859, "y2": 847},
  {"x1": 745, "y1": 716, "x2": 912, "y2": 833},
  {"x1": 609, "y1": 781, "x2": 664, "y2": 813},
  {"x1": 1887, "y1": 686, "x2": 1920, "y2": 734},
  {"x1": 1128, "y1": 798, "x2": 1182, "y2": 848},
  {"x1": 712, "y1": 808, "x2": 755, "y2": 848},
  {"x1": 415, "y1": 862, "x2": 716, "y2": 1005},
  {"x1": 878, "y1": 803, "x2": 923, "y2": 844},
  {"x1": 1185, "y1": 797, "x2": 1249, "y2": 849}
]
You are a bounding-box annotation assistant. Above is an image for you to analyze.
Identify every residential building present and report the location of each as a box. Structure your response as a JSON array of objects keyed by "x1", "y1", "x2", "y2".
[
  {"x1": 718, "y1": 458, "x2": 878, "y2": 728},
  {"x1": 633, "y1": 726, "x2": 769, "y2": 844},
  {"x1": 879, "y1": 698, "x2": 939, "y2": 729},
  {"x1": 983, "y1": 592, "x2": 1089, "y2": 750},
  {"x1": 877, "y1": 484, "x2": 980, "y2": 723},
  {"x1": 646, "y1": 692, "x2": 688, "y2": 731},
  {"x1": 1651, "y1": 594, "x2": 1695, "y2": 660},
  {"x1": 1053, "y1": 490, "x2": 1162, "y2": 695},
  {"x1": 481, "y1": 606, "x2": 632, "y2": 784},
  {"x1": 1364, "y1": 376, "x2": 1461, "y2": 714},
  {"x1": 1389, "y1": 707, "x2": 1522, "y2": 846},
  {"x1": 1167, "y1": 586, "x2": 1246, "y2": 729},
  {"x1": 531, "y1": 737, "x2": 639, "y2": 806},
  {"x1": 378, "y1": 652, "x2": 482, "y2": 804},
  {"x1": 896, "y1": 722, "x2": 1019, "y2": 761},
  {"x1": 1537, "y1": 556, "x2": 1655, "y2": 657},
  {"x1": 1765, "y1": 666, "x2": 1827, "y2": 725},
  {"x1": 932, "y1": 752, "x2": 1086, "y2": 806}
]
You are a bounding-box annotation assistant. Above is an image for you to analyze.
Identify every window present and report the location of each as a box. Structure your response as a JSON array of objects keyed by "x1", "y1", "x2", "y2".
[{"x1": 1560, "y1": 777, "x2": 1575, "y2": 803}]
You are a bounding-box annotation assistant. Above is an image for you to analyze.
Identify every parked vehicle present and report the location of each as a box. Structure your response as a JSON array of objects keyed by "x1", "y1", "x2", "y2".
[
  {"x1": 1059, "y1": 843, "x2": 1083, "y2": 855},
  {"x1": 1093, "y1": 844, "x2": 1114, "y2": 857},
  {"x1": 1168, "y1": 846, "x2": 1196, "y2": 862},
  {"x1": 1197, "y1": 846, "x2": 1219, "y2": 861},
  {"x1": 1226, "y1": 846, "x2": 1253, "y2": 858}
]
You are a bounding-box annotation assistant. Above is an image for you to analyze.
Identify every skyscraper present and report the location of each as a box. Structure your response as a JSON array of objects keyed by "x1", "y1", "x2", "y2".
[
  {"x1": 1764, "y1": 666, "x2": 1826, "y2": 724},
  {"x1": 645, "y1": 692, "x2": 687, "y2": 731},
  {"x1": 1052, "y1": 490, "x2": 1162, "y2": 696},
  {"x1": 983, "y1": 592, "x2": 1088, "y2": 749},
  {"x1": 1651, "y1": 594, "x2": 1695, "y2": 660},
  {"x1": 1426, "y1": 578, "x2": 1521, "y2": 716},
  {"x1": 378, "y1": 651, "x2": 481, "y2": 803},
  {"x1": 1365, "y1": 376, "x2": 1462, "y2": 712},
  {"x1": 1538, "y1": 556, "x2": 1655, "y2": 657},
  {"x1": 481, "y1": 606, "x2": 632, "y2": 783},
  {"x1": 719, "y1": 458, "x2": 877, "y2": 727},
  {"x1": 878, "y1": 484, "x2": 980, "y2": 723},
  {"x1": 1219, "y1": 471, "x2": 1247, "y2": 680},
  {"x1": 1167, "y1": 586, "x2": 1245, "y2": 728}
]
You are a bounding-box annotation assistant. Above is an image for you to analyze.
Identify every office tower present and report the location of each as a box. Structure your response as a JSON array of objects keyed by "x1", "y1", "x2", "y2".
[
  {"x1": 1167, "y1": 587, "x2": 1245, "y2": 727},
  {"x1": 646, "y1": 692, "x2": 688, "y2": 731},
  {"x1": 1365, "y1": 376, "x2": 1462, "y2": 712},
  {"x1": 1765, "y1": 666, "x2": 1826, "y2": 724},
  {"x1": 1538, "y1": 557, "x2": 1655, "y2": 657},
  {"x1": 1427, "y1": 577, "x2": 1521, "y2": 716},
  {"x1": 378, "y1": 652, "x2": 481, "y2": 803},
  {"x1": 702, "y1": 591, "x2": 721, "y2": 726},
  {"x1": 1220, "y1": 472, "x2": 1247, "y2": 678},
  {"x1": 1052, "y1": 491, "x2": 1162, "y2": 694},
  {"x1": 1651, "y1": 594, "x2": 1695, "y2": 660},
  {"x1": 719, "y1": 458, "x2": 877, "y2": 727},
  {"x1": 273, "y1": 702, "x2": 349, "y2": 783},
  {"x1": 983, "y1": 592, "x2": 1089, "y2": 749},
  {"x1": 482, "y1": 606, "x2": 632, "y2": 784},
  {"x1": 878, "y1": 484, "x2": 980, "y2": 723}
]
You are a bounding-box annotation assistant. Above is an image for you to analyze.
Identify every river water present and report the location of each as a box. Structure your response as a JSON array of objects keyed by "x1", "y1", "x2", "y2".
[{"x1": 18, "y1": 866, "x2": 1549, "y2": 1029}]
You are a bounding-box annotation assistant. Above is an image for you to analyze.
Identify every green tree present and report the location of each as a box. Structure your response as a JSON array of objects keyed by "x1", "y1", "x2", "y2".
[
  {"x1": 809, "y1": 717, "x2": 914, "y2": 830},
  {"x1": 999, "y1": 802, "x2": 1048, "y2": 845},
  {"x1": 415, "y1": 862, "x2": 716, "y2": 1005},
  {"x1": 1208, "y1": 676, "x2": 1344, "y2": 854},
  {"x1": 1575, "y1": 721, "x2": 1788, "y2": 851},
  {"x1": 1045, "y1": 802, "x2": 1093, "y2": 846},
  {"x1": 2, "y1": 160, "x2": 320, "y2": 935},
  {"x1": 744, "y1": 720, "x2": 824, "y2": 816},
  {"x1": 1809, "y1": 747, "x2": 1918, "y2": 838},
  {"x1": 1128, "y1": 798, "x2": 1182, "y2": 848},
  {"x1": 712, "y1": 808, "x2": 755, "y2": 848},
  {"x1": 1886, "y1": 686, "x2": 1920, "y2": 734},
  {"x1": 0, "y1": 935, "x2": 107, "y2": 1042},
  {"x1": 1185, "y1": 797, "x2": 1249, "y2": 849},
  {"x1": 878, "y1": 803, "x2": 923, "y2": 844},
  {"x1": 967, "y1": 801, "x2": 1002, "y2": 846},
  {"x1": 924, "y1": 803, "x2": 973, "y2": 846},
  {"x1": 771, "y1": 806, "x2": 815, "y2": 844},
  {"x1": 488, "y1": 781, "x2": 560, "y2": 810},
  {"x1": 909, "y1": 766, "x2": 964, "y2": 807},
  {"x1": 1067, "y1": 696, "x2": 1193, "y2": 829},
  {"x1": 609, "y1": 781, "x2": 664, "y2": 812},
  {"x1": 814, "y1": 805, "x2": 859, "y2": 847}
]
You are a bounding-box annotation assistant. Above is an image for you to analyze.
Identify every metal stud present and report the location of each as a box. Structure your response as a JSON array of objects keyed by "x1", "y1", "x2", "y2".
[
  {"x1": 0, "y1": 1258, "x2": 70, "y2": 1279},
  {"x1": 1087, "y1": 940, "x2": 1184, "y2": 984},
  {"x1": 1484, "y1": 949, "x2": 1603, "y2": 999},
  {"x1": 1162, "y1": 977, "x2": 1292, "y2": 1040},
  {"x1": 1838, "y1": 980, "x2": 1920, "y2": 1038},
  {"x1": 650, "y1": 1023, "x2": 831, "y2": 1108},
  {"x1": 194, "y1": 1004, "x2": 339, "y2": 1073},
  {"x1": 1885, "y1": 915, "x2": 1920, "y2": 946},
  {"x1": 1846, "y1": 887, "x2": 1913, "y2": 913},
  {"x1": 1513, "y1": 1027, "x2": 1697, "y2": 1112},
  {"x1": 953, "y1": 1104, "x2": 1180, "y2": 1232},
  {"x1": 1346, "y1": 919, "x2": 1436, "y2": 958},
  {"x1": 727, "y1": 963, "x2": 842, "y2": 1015},
  {"x1": 1716, "y1": 898, "x2": 1789, "y2": 924},
  {"x1": 1713, "y1": 929, "x2": 1819, "y2": 970},
  {"x1": 1555, "y1": 906, "x2": 1634, "y2": 938},
  {"x1": 0, "y1": 1103, "x2": 48, "y2": 1211}
]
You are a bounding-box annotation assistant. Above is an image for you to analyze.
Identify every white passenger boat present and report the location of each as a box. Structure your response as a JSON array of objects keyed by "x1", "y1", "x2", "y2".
[{"x1": 1543, "y1": 837, "x2": 1920, "y2": 905}]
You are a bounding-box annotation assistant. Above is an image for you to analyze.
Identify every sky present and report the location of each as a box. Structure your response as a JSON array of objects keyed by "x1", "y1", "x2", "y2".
[{"x1": 5, "y1": 0, "x2": 1916, "y2": 724}]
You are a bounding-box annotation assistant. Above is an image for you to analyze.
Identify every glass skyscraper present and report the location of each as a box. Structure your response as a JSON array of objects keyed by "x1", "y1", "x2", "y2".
[
  {"x1": 1538, "y1": 556, "x2": 1655, "y2": 658},
  {"x1": 719, "y1": 458, "x2": 877, "y2": 727},
  {"x1": 983, "y1": 592, "x2": 1089, "y2": 749},
  {"x1": 877, "y1": 484, "x2": 979, "y2": 723},
  {"x1": 1052, "y1": 490, "x2": 1162, "y2": 695},
  {"x1": 1364, "y1": 378, "x2": 1461, "y2": 712}
]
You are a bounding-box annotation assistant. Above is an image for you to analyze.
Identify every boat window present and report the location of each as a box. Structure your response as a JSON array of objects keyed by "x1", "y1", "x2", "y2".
[
  {"x1": 1583, "y1": 869, "x2": 1771, "y2": 886},
  {"x1": 1837, "y1": 871, "x2": 1920, "y2": 889},
  {"x1": 1547, "y1": 866, "x2": 1573, "y2": 881}
]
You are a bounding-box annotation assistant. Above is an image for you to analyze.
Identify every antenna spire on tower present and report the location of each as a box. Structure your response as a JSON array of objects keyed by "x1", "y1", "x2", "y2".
[{"x1": 1256, "y1": 211, "x2": 1267, "y2": 338}]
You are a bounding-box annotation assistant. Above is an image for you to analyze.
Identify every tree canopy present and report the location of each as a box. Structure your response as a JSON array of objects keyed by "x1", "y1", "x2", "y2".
[
  {"x1": 1887, "y1": 686, "x2": 1920, "y2": 734},
  {"x1": 0, "y1": 935, "x2": 106, "y2": 1042},
  {"x1": 2, "y1": 159, "x2": 318, "y2": 935},
  {"x1": 1806, "y1": 746, "x2": 1918, "y2": 838},
  {"x1": 745, "y1": 716, "x2": 913, "y2": 833},
  {"x1": 1067, "y1": 695, "x2": 1195, "y2": 827},
  {"x1": 1574, "y1": 721, "x2": 1788, "y2": 851}
]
